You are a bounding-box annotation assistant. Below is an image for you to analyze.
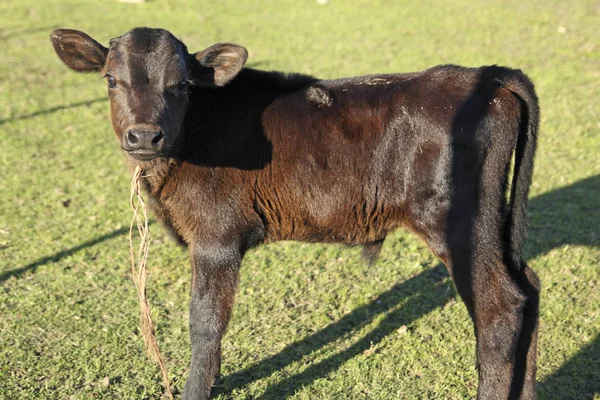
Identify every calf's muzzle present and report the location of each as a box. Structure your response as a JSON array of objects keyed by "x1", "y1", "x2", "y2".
[{"x1": 122, "y1": 126, "x2": 165, "y2": 160}]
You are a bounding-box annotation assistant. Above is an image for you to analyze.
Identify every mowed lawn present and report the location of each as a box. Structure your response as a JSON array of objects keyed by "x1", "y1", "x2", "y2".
[{"x1": 1, "y1": 0, "x2": 598, "y2": 398}]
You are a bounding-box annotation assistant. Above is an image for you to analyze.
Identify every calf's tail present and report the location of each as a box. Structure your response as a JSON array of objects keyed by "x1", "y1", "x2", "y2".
[{"x1": 498, "y1": 69, "x2": 540, "y2": 269}]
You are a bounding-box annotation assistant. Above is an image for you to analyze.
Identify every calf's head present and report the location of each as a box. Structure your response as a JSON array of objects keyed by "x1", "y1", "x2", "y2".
[{"x1": 51, "y1": 28, "x2": 248, "y2": 161}]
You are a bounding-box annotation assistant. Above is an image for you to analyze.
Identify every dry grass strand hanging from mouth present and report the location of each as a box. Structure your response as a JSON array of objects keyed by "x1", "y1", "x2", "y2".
[{"x1": 129, "y1": 165, "x2": 173, "y2": 400}]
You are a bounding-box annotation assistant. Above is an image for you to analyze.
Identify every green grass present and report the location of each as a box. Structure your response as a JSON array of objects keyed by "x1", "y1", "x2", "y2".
[{"x1": 1, "y1": 0, "x2": 599, "y2": 398}]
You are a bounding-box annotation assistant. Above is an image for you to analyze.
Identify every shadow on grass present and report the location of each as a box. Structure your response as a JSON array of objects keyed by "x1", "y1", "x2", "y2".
[
  {"x1": 218, "y1": 174, "x2": 600, "y2": 398},
  {"x1": 217, "y1": 264, "x2": 453, "y2": 398},
  {"x1": 0, "y1": 98, "x2": 106, "y2": 125},
  {"x1": 526, "y1": 174, "x2": 600, "y2": 256},
  {"x1": 0, "y1": 225, "x2": 142, "y2": 283},
  {"x1": 530, "y1": 176, "x2": 600, "y2": 399},
  {"x1": 538, "y1": 333, "x2": 600, "y2": 400}
]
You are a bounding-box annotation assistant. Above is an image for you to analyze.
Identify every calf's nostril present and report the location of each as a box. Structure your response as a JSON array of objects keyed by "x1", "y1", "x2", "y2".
[
  {"x1": 152, "y1": 132, "x2": 165, "y2": 146},
  {"x1": 127, "y1": 130, "x2": 140, "y2": 144}
]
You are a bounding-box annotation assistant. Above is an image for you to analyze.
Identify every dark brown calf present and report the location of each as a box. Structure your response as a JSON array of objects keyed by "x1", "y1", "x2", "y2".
[{"x1": 51, "y1": 27, "x2": 540, "y2": 399}]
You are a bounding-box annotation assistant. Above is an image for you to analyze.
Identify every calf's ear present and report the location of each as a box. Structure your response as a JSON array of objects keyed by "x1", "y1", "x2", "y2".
[
  {"x1": 192, "y1": 43, "x2": 248, "y2": 87},
  {"x1": 51, "y1": 29, "x2": 108, "y2": 73}
]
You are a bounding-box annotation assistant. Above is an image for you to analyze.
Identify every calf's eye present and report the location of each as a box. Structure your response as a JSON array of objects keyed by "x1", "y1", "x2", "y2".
[
  {"x1": 106, "y1": 75, "x2": 117, "y2": 88},
  {"x1": 177, "y1": 80, "x2": 188, "y2": 91}
]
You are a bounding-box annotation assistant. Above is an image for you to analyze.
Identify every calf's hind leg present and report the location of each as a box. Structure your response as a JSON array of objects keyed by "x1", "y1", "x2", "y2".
[
  {"x1": 446, "y1": 239, "x2": 537, "y2": 400},
  {"x1": 509, "y1": 261, "x2": 540, "y2": 399}
]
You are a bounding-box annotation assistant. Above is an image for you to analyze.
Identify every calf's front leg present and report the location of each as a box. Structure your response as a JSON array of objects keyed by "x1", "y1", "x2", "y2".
[{"x1": 182, "y1": 245, "x2": 241, "y2": 400}]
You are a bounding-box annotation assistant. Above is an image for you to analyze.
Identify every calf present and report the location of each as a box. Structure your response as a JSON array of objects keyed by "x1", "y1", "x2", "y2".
[{"x1": 51, "y1": 27, "x2": 540, "y2": 399}]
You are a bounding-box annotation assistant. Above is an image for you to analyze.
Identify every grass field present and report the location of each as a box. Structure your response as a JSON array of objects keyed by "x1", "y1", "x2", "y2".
[{"x1": 1, "y1": 0, "x2": 599, "y2": 398}]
